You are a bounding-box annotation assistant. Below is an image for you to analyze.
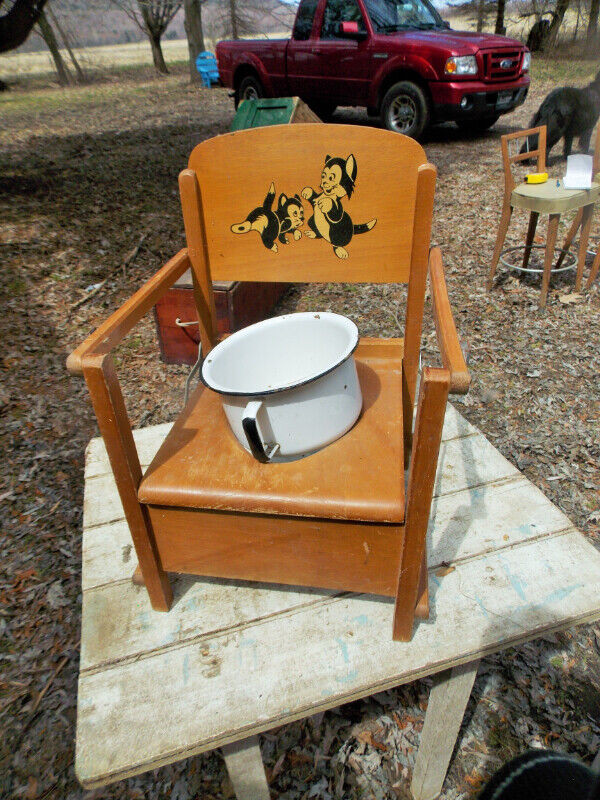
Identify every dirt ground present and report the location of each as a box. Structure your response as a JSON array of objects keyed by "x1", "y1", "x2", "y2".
[{"x1": 1, "y1": 57, "x2": 600, "y2": 800}]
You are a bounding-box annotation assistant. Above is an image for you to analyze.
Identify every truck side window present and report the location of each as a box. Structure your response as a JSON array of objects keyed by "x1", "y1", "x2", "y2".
[
  {"x1": 321, "y1": 0, "x2": 366, "y2": 39},
  {"x1": 293, "y1": 0, "x2": 319, "y2": 40}
]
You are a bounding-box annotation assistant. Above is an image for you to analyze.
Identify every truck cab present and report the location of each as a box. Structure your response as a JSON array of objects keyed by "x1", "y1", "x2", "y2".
[{"x1": 216, "y1": 0, "x2": 530, "y2": 139}]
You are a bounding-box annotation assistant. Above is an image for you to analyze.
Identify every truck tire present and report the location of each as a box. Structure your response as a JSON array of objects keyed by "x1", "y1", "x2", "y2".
[
  {"x1": 235, "y1": 75, "x2": 264, "y2": 108},
  {"x1": 456, "y1": 115, "x2": 499, "y2": 133},
  {"x1": 381, "y1": 81, "x2": 429, "y2": 140}
]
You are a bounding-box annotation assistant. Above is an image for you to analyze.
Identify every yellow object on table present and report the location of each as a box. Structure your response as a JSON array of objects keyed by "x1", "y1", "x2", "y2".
[{"x1": 525, "y1": 172, "x2": 548, "y2": 184}]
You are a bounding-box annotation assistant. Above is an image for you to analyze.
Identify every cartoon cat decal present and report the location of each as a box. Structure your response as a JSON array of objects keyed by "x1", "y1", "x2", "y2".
[
  {"x1": 302, "y1": 154, "x2": 376, "y2": 259},
  {"x1": 230, "y1": 183, "x2": 304, "y2": 253}
]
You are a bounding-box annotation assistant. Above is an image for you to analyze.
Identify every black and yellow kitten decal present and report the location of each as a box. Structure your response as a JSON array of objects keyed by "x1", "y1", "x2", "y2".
[
  {"x1": 230, "y1": 182, "x2": 304, "y2": 253},
  {"x1": 302, "y1": 154, "x2": 376, "y2": 259}
]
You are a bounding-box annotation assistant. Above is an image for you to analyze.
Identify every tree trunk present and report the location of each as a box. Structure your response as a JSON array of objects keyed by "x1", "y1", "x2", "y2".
[
  {"x1": 588, "y1": 0, "x2": 599, "y2": 45},
  {"x1": 229, "y1": 0, "x2": 239, "y2": 39},
  {"x1": 495, "y1": 0, "x2": 506, "y2": 35},
  {"x1": 37, "y1": 9, "x2": 71, "y2": 86},
  {"x1": 546, "y1": 0, "x2": 571, "y2": 46},
  {"x1": 0, "y1": 0, "x2": 48, "y2": 54},
  {"x1": 47, "y1": 5, "x2": 86, "y2": 83},
  {"x1": 184, "y1": 0, "x2": 204, "y2": 84},
  {"x1": 476, "y1": 0, "x2": 485, "y2": 32},
  {"x1": 148, "y1": 30, "x2": 169, "y2": 73}
]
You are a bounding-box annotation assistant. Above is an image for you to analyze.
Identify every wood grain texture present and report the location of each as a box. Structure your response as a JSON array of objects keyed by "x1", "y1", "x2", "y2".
[
  {"x1": 393, "y1": 368, "x2": 450, "y2": 641},
  {"x1": 429, "y1": 248, "x2": 470, "y2": 395},
  {"x1": 138, "y1": 340, "x2": 405, "y2": 523},
  {"x1": 540, "y1": 213, "x2": 560, "y2": 308},
  {"x1": 411, "y1": 661, "x2": 480, "y2": 800},
  {"x1": 82, "y1": 423, "x2": 518, "y2": 533},
  {"x1": 75, "y1": 410, "x2": 600, "y2": 790},
  {"x1": 221, "y1": 736, "x2": 271, "y2": 800},
  {"x1": 187, "y1": 124, "x2": 428, "y2": 283},
  {"x1": 149, "y1": 505, "x2": 403, "y2": 597},
  {"x1": 76, "y1": 529, "x2": 600, "y2": 788},
  {"x1": 179, "y1": 170, "x2": 218, "y2": 355},
  {"x1": 402, "y1": 164, "x2": 437, "y2": 458},
  {"x1": 81, "y1": 402, "x2": 476, "y2": 482},
  {"x1": 82, "y1": 354, "x2": 172, "y2": 611}
]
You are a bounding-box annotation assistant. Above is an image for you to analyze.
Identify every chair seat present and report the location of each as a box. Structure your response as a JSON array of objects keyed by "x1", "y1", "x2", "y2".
[
  {"x1": 511, "y1": 180, "x2": 600, "y2": 213},
  {"x1": 139, "y1": 338, "x2": 405, "y2": 524}
]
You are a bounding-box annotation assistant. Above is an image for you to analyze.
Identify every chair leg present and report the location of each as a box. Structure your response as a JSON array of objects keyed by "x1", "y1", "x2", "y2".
[
  {"x1": 393, "y1": 368, "x2": 449, "y2": 642},
  {"x1": 415, "y1": 552, "x2": 429, "y2": 620},
  {"x1": 84, "y1": 354, "x2": 173, "y2": 611},
  {"x1": 487, "y1": 202, "x2": 512, "y2": 290},
  {"x1": 540, "y1": 214, "x2": 560, "y2": 308},
  {"x1": 555, "y1": 208, "x2": 583, "y2": 269},
  {"x1": 586, "y1": 241, "x2": 600, "y2": 288},
  {"x1": 575, "y1": 204, "x2": 594, "y2": 292},
  {"x1": 521, "y1": 211, "x2": 539, "y2": 271}
]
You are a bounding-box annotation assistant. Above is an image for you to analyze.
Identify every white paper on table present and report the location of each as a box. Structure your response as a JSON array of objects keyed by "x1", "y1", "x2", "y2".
[{"x1": 562, "y1": 154, "x2": 593, "y2": 190}]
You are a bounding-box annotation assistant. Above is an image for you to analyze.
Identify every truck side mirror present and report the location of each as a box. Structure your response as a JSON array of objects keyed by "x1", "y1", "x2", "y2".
[{"x1": 339, "y1": 20, "x2": 367, "y2": 40}]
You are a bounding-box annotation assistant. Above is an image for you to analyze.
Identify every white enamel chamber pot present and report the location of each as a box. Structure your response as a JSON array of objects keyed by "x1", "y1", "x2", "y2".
[{"x1": 201, "y1": 312, "x2": 362, "y2": 462}]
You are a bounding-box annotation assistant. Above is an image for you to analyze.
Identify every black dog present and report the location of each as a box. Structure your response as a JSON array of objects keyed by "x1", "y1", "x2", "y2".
[{"x1": 520, "y1": 70, "x2": 600, "y2": 159}]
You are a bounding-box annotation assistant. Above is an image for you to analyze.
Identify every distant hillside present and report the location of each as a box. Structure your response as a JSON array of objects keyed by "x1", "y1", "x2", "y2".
[{"x1": 17, "y1": 0, "x2": 297, "y2": 53}]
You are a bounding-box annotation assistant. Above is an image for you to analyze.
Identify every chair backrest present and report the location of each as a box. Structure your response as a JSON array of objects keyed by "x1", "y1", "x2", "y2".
[
  {"x1": 179, "y1": 123, "x2": 436, "y2": 399},
  {"x1": 501, "y1": 125, "x2": 547, "y2": 195}
]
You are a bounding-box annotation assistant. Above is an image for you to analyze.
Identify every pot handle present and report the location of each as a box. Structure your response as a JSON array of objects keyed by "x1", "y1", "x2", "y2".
[{"x1": 241, "y1": 401, "x2": 279, "y2": 463}]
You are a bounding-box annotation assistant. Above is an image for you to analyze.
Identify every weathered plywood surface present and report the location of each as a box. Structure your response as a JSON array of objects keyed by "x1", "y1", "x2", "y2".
[
  {"x1": 75, "y1": 405, "x2": 600, "y2": 788},
  {"x1": 80, "y1": 477, "x2": 571, "y2": 669},
  {"x1": 77, "y1": 531, "x2": 600, "y2": 786}
]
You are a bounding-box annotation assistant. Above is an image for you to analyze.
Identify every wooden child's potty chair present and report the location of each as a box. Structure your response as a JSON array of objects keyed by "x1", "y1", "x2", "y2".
[{"x1": 68, "y1": 124, "x2": 470, "y2": 641}]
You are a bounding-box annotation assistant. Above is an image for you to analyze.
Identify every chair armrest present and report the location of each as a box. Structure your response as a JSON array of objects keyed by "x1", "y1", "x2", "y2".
[
  {"x1": 429, "y1": 247, "x2": 470, "y2": 395},
  {"x1": 66, "y1": 249, "x2": 191, "y2": 376}
]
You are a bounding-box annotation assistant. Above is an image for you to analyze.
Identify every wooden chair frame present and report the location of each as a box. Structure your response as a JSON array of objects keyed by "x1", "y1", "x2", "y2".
[
  {"x1": 487, "y1": 125, "x2": 599, "y2": 306},
  {"x1": 68, "y1": 125, "x2": 470, "y2": 641},
  {"x1": 554, "y1": 124, "x2": 600, "y2": 287}
]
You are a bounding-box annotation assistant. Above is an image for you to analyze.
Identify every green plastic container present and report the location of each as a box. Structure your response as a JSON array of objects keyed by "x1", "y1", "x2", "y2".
[{"x1": 231, "y1": 97, "x2": 316, "y2": 131}]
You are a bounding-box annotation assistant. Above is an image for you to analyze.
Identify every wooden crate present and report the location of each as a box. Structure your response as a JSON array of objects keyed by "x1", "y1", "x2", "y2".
[{"x1": 154, "y1": 271, "x2": 289, "y2": 365}]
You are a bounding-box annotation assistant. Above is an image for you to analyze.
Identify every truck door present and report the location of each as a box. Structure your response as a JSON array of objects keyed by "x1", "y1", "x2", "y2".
[
  {"x1": 313, "y1": 0, "x2": 372, "y2": 106},
  {"x1": 286, "y1": 0, "x2": 322, "y2": 99},
  {"x1": 287, "y1": 0, "x2": 372, "y2": 107}
]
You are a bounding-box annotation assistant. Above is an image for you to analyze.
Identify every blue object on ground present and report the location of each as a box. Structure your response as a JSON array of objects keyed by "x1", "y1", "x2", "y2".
[{"x1": 195, "y1": 51, "x2": 220, "y2": 88}]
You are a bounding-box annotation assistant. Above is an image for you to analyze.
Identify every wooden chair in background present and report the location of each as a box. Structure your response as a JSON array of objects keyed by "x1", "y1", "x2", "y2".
[
  {"x1": 487, "y1": 125, "x2": 600, "y2": 307},
  {"x1": 554, "y1": 125, "x2": 600, "y2": 287},
  {"x1": 67, "y1": 124, "x2": 469, "y2": 642}
]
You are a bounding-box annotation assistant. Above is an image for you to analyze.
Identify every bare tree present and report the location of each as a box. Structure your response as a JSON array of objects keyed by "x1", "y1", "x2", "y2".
[
  {"x1": 109, "y1": 0, "x2": 182, "y2": 74},
  {"x1": 588, "y1": 0, "x2": 599, "y2": 45},
  {"x1": 184, "y1": 0, "x2": 206, "y2": 84},
  {"x1": 495, "y1": 0, "x2": 506, "y2": 34},
  {"x1": 546, "y1": 0, "x2": 571, "y2": 46},
  {"x1": 212, "y1": 0, "x2": 258, "y2": 41},
  {"x1": 0, "y1": 0, "x2": 48, "y2": 53},
  {"x1": 37, "y1": 7, "x2": 71, "y2": 85},
  {"x1": 46, "y1": 3, "x2": 86, "y2": 83},
  {"x1": 476, "y1": 0, "x2": 485, "y2": 30}
]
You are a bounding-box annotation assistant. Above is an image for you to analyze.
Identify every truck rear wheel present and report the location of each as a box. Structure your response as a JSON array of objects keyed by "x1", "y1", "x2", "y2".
[
  {"x1": 235, "y1": 75, "x2": 264, "y2": 108},
  {"x1": 381, "y1": 81, "x2": 429, "y2": 140}
]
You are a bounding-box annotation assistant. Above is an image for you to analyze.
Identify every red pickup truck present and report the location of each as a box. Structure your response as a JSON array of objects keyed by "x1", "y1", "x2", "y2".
[{"x1": 216, "y1": 0, "x2": 530, "y2": 139}]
